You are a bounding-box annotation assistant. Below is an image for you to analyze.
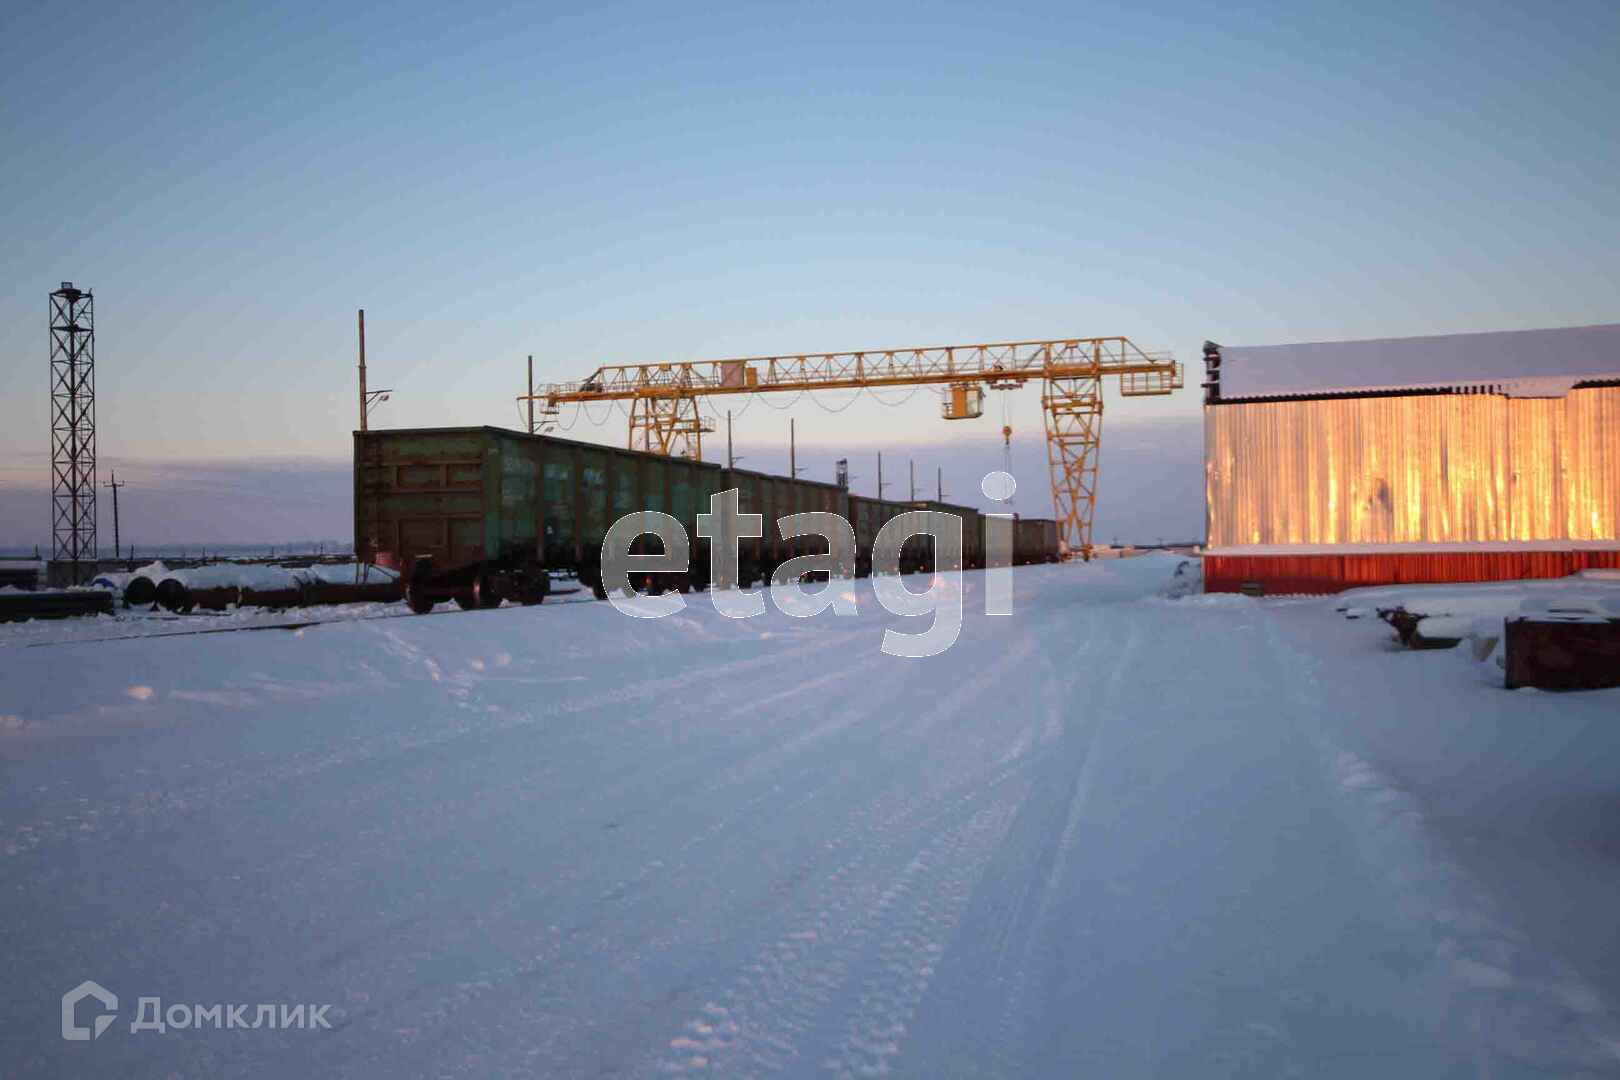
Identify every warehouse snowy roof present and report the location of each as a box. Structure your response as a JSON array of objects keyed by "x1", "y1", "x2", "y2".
[{"x1": 1215, "y1": 322, "x2": 1620, "y2": 400}]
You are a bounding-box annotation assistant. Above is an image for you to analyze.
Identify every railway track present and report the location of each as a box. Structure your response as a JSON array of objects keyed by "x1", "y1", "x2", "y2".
[
  {"x1": 12, "y1": 564, "x2": 1024, "y2": 649},
  {"x1": 12, "y1": 587, "x2": 594, "y2": 648}
]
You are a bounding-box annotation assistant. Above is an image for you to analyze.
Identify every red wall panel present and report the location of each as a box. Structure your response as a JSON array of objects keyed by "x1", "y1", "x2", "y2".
[{"x1": 1204, "y1": 550, "x2": 1620, "y2": 595}]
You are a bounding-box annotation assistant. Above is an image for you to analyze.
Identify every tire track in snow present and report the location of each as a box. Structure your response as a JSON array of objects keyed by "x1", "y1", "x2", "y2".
[
  {"x1": 820, "y1": 793, "x2": 1026, "y2": 1079},
  {"x1": 654, "y1": 761, "x2": 1033, "y2": 1077},
  {"x1": 649, "y1": 615, "x2": 1046, "y2": 1074},
  {"x1": 985, "y1": 605, "x2": 1137, "y2": 1075},
  {"x1": 851, "y1": 589, "x2": 1145, "y2": 1078}
]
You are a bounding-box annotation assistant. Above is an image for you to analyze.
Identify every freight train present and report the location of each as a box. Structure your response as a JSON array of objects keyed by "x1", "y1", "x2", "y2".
[{"x1": 355, "y1": 427, "x2": 1061, "y2": 612}]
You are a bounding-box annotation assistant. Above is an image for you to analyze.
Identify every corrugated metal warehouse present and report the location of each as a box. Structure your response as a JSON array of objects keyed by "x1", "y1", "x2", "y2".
[{"x1": 1202, "y1": 324, "x2": 1620, "y2": 594}]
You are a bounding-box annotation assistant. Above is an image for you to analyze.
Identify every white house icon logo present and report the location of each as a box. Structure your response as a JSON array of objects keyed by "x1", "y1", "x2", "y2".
[{"x1": 62, "y1": 980, "x2": 118, "y2": 1041}]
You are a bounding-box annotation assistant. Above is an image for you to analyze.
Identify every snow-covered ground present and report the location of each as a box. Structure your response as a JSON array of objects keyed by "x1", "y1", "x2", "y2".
[{"x1": 3, "y1": 557, "x2": 1618, "y2": 1077}]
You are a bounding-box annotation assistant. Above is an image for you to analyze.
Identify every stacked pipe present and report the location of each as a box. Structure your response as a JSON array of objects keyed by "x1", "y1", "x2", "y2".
[
  {"x1": 0, "y1": 591, "x2": 116, "y2": 623},
  {"x1": 122, "y1": 564, "x2": 403, "y2": 614}
]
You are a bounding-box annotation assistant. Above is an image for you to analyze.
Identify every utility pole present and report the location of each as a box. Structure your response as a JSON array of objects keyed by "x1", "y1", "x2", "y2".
[
  {"x1": 527, "y1": 355, "x2": 535, "y2": 434},
  {"x1": 357, "y1": 309, "x2": 391, "y2": 430},
  {"x1": 727, "y1": 410, "x2": 734, "y2": 469},
  {"x1": 937, "y1": 466, "x2": 943, "y2": 501},
  {"x1": 358, "y1": 309, "x2": 368, "y2": 432},
  {"x1": 790, "y1": 418, "x2": 802, "y2": 477},
  {"x1": 877, "y1": 452, "x2": 886, "y2": 500},
  {"x1": 103, "y1": 471, "x2": 126, "y2": 560},
  {"x1": 909, "y1": 459, "x2": 915, "y2": 501}
]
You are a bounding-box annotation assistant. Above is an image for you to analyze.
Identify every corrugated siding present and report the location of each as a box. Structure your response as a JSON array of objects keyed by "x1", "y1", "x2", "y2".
[{"x1": 1205, "y1": 387, "x2": 1620, "y2": 547}]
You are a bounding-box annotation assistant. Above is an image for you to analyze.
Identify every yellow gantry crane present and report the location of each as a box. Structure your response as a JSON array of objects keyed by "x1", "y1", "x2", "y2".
[{"x1": 520, "y1": 337, "x2": 1182, "y2": 559}]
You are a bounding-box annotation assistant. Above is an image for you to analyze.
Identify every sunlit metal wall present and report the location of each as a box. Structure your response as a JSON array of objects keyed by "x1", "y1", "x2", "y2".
[{"x1": 1205, "y1": 386, "x2": 1620, "y2": 547}]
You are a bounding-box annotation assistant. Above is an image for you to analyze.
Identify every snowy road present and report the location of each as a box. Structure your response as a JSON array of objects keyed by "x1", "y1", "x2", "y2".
[{"x1": 4, "y1": 558, "x2": 1618, "y2": 1077}]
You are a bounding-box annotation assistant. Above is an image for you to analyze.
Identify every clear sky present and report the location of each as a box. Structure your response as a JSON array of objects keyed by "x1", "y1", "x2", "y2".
[{"x1": 1, "y1": 1, "x2": 1616, "y2": 543}]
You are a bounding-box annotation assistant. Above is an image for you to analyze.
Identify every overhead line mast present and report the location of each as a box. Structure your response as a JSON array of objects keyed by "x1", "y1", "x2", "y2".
[
  {"x1": 50, "y1": 282, "x2": 97, "y2": 583},
  {"x1": 521, "y1": 336, "x2": 1182, "y2": 559}
]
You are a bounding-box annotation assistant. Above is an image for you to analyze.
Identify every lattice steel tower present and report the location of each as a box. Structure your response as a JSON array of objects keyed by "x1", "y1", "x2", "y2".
[{"x1": 50, "y1": 282, "x2": 96, "y2": 579}]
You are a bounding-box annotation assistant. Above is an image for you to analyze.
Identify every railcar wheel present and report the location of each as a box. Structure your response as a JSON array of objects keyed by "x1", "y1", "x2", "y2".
[
  {"x1": 406, "y1": 584, "x2": 436, "y2": 614},
  {"x1": 474, "y1": 574, "x2": 503, "y2": 609}
]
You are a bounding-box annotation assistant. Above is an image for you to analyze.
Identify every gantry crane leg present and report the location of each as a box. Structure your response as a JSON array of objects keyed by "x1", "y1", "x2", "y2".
[
  {"x1": 629, "y1": 392, "x2": 708, "y2": 460},
  {"x1": 1043, "y1": 373, "x2": 1103, "y2": 560}
]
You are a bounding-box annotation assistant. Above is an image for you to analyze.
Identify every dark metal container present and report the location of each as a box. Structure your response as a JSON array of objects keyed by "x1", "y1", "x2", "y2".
[{"x1": 1504, "y1": 617, "x2": 1620, "y2": 691}]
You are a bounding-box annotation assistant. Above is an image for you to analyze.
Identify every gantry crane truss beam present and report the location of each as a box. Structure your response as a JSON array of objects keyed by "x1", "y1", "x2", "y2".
[{"x1": 524, "y1": 337, "x2": 1182, "y2": 559}]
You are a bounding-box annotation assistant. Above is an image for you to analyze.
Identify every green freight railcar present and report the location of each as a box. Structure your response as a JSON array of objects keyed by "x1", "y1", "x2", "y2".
[
  {"x1": 357, "y1": 426, "x2": 1022, "y2": 610},
  {"x1": 539, "y1": 435, "x2": 723, "y2": 596},
  {"x1": 905, "y1": 500, "x2": 985, "y2": 570},
  {"x1": 846, "y1": 494, "x2": 933, "y2": 576},
  {"x1": 353, "y1": 427, "x2": 545, "y2": 611},
  {"x1": 1012, "y1": 516, "x2": 1061, "y2": 565},
  {"x1": 955, "y1": 503, "x2": 986, "y2": 569},
  {"x1": 355, "y1": 427, "x2": 722, "y2": 610},
  {"x1": 722, "y1": 467, "x2": 850, "y2": 586}
]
